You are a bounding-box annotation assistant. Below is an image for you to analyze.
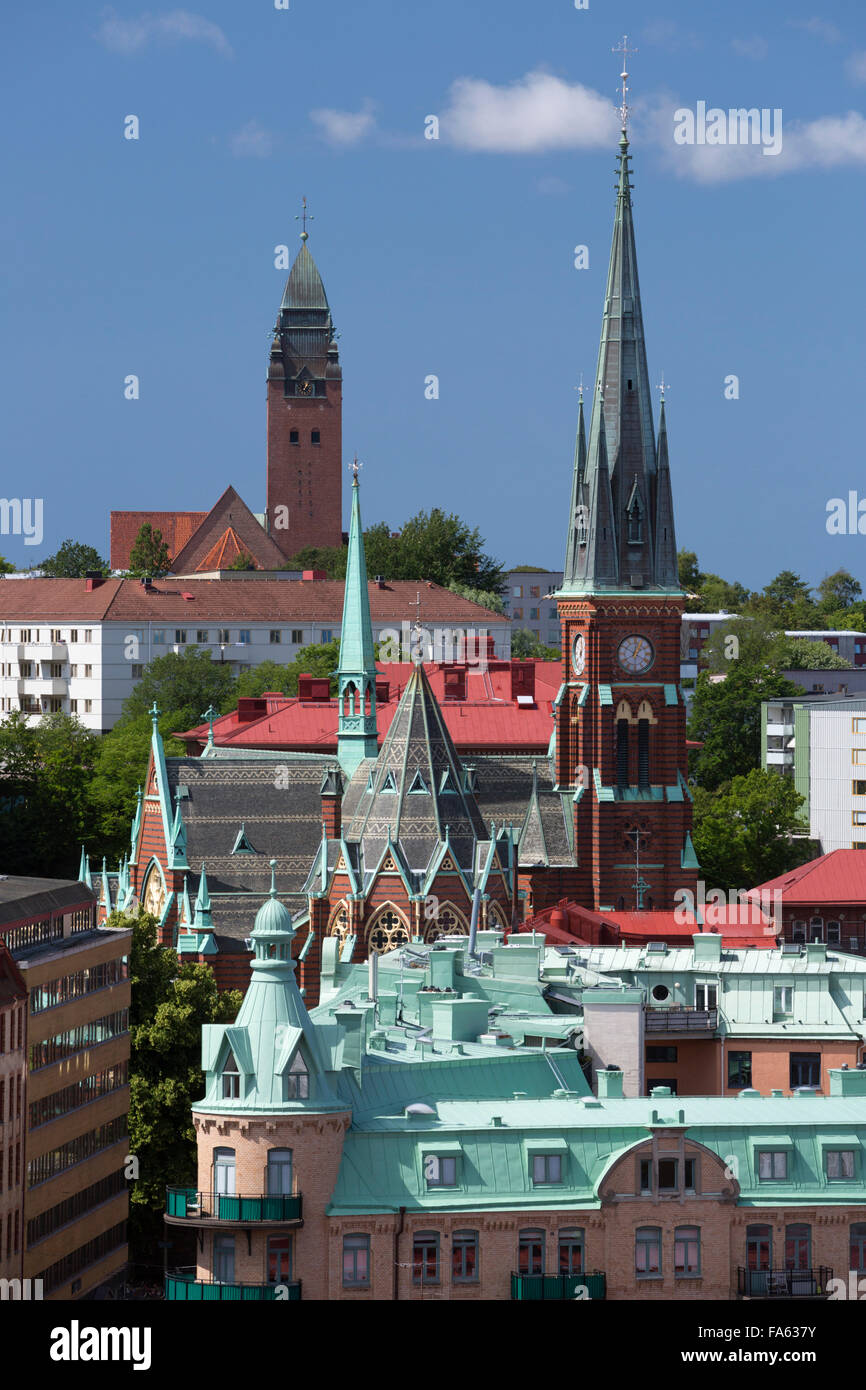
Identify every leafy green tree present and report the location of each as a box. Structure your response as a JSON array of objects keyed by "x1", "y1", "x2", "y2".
[
  {"x1": 87, "y1": 710, "x2": 188, "y2": 864},
  {"x1": 678, "y1": 549, "x2": 703, "y2": 594},
  {"x1": 39, "y1": 539, "x2": 107, "y2": 578},
  {"x1": 392, "y1": 509, "x2": 504, "y2": 590},
  {"x1": 0, "y1": 554, "x2": 15, "y2": 575},
  {"x1": 692, "y1": 770, "x2": 812, "y2": 892},
  {"x1": 128, "y1": 523, "x2": 172, "y2": 575},
  {"x1": 817, "y1": 568, "x2": 862, "y2": 612},
  {"x1": 227, "y1": 549, "x2": 256, "y2": 571},
  {"x1": 119, "y1": 647, "x2": 237, "y2": 728},
  {"x1": 0, "y1": 712, "x2": 100, "y2": 875},
  {"x1": 281, "y1": 544, "x2": 347, "y2": 579},
  {"x1": 781, "y1": 638, "x2": 851, "y2": 670},
  {"x1": 687, "y1": 664, "x2": 801, "y2": 791},
  {"x1": 447, "y1": 581, "x2": 506, "y2": 614},
  {"x1": 701, "y1": 617, "x2": 784, "y2": 673},
  {"x1": 698, "y1": 573, "x2": 751, "y2": 613},
  {"x1": 511, "y1": 629, "x2": 561, "y2": 660},
  {"x1": 115, "y1": 909, "x2": 241, "y2": 1253}
]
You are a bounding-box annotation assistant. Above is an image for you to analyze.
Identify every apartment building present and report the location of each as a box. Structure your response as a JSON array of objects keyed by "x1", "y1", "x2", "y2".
[
  {"x1": 762, "y1": 695, "x2": 866, "y2": 853},
  {"x1": 1, "y1": 877, "x2": 131, "y2": 1299},
  {"x1": 0, "y1": 575, "x2": 509, "y2": 733},
  {"x1": 502, "y1": 568, "x2": 562, "y2": 650},
  {"x1": 0, "y1": 940, "x2": 27, "y2": 1286}
]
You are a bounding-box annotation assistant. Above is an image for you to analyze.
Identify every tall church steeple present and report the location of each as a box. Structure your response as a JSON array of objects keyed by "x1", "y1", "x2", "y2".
[
  {"x1": 562, "y1": 129, "x2": 679, "y2": 594},
  {"x1": 336, "y1": 464, "x2": 378, "y2": 778},
  {"x1": 267, "y1": 205, "x2": 343, "y2": 559}
]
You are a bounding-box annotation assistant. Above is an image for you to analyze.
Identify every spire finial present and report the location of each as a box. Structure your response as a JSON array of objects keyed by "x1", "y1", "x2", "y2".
[
  {"x1": 349, "y1": 455, "x2": 363, "y2": 485},
  {"x1": 613, "y1": 34, "x2": 637, "y2": 131},
  {"x1": 296, "y1": 195, "x2": 313, "y2": 242},
  {"x1": 657, "y1": 374, "x2": 670, "y2": 402},
  {"x1": 575, "y1": 372, "x2": 585, "y2": 404},
  {"x1": 202, "y1": 703, "x2": 218, "y2": 749},
  {"x1": 150, "y1": 701, "x2": 161, "y2": 729},
  {"x1": 269, "y1": 858, "x2": 278, "y2": 898}
]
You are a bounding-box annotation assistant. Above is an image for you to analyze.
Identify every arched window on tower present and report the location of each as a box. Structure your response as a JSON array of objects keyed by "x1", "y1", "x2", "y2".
[
  {"x1": 342, "y1": 681, "x2": 357, "y2": 717},
  {"x1": 638, "y1": 718, "x2": 650, "y2": 788},
  {"x1": 616, "y1": 719, "x2": 630, "y2": 788}
]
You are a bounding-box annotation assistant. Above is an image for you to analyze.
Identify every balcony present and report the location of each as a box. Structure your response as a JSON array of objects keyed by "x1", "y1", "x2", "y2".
[
  {"x1": 17, "y1": 642, "x2": 67, "y2": 661},
  {"x1": 766, "y1": 723, "x2": 794, "y2": 738},
  {"x1": 737, "y1": 1267, "x2": 832, "y2": 1299},
  {"x1": 645, "y1": 1007, "x2": 718, "y2": 1034},
  {"x1": 511, "y1": 1271, "x2": 606, "y2": 1301},
  {"x1": 164, "y1": 1187, "x2": 303, "y2": 1227},
  {"x1": 766, "y1": 750, "x2": 794, "y2": 765},
  {"x1": 164, "y1": 1271, "x2": 301, "y2": 1301},
  {"x1": 17, "y1": 677, "x2": 67, "y2": 696}
]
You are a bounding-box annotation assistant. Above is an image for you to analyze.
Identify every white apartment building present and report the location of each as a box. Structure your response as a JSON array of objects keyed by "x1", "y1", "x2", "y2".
[{"x1": 0, "y1": 575, "x2": 509, "y2": 733}]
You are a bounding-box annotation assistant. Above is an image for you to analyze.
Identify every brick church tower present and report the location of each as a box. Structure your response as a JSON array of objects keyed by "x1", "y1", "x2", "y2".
[
  {"x1": 266, "y1": 226, "x2": 343, "y2": 558},
  {"x1": 554, "y1": 126, "x2": 698, "y2": 912}
]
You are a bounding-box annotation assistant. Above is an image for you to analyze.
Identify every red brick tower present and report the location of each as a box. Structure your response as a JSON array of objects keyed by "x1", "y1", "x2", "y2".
[
  {"x1": 554, "y1": 127, "x2": 698, "y2": 912},
  {"x1": 266, "y1": 223, "x2": 342, "y2": 558}
]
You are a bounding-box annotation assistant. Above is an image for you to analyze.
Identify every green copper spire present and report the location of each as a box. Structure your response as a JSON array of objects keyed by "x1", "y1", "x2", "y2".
[
  {"x1": 562, "y1": 126, "x2": 680, "y2": 595},
  {"x1": 336, "y1": 462, "x2": 378, "y2": 778},
  {"x1": 194, "y1": 864, "x2": 213, "y2": 932}
]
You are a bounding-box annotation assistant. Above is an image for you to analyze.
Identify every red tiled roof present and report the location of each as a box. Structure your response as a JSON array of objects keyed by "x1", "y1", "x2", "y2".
[
  {"x1": 110, "y1": 511, "x2": 208, "y2": 570},
  {"x1": 170, "y1": 486, "x2": 287, "y2": 574},
  {"x1": 755, "y1": 849, "x2": 866, "y2": 904},
  {"x1": 176, "y1": 661, "x2": 563, "y2": 753},
  {"x1": 197, "y1": 526, "x2": 247, "y2": 572},
  {"x1": 520, "y1": 901, "x2": 776, "y2": 949},
  {"x1": 0, "y1": 578, "x2": 510, "y2": 624}
]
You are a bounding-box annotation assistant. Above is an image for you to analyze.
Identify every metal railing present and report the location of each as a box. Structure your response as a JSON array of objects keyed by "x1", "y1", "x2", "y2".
[
  {"x1": 165, "y1": 1187, "x2": 302, "y2": 1223},
  {"x1": 164, "y1": 1271, "x2": 301, "y2": 1301},
  {"x1": 511, "y1": 1271, "x2": 606, "y2": 1300},
  {"x1": 645, "y1": 1008, "x2": 718, "y2": 1032},
  {"x1": 737, "y1": 1267, "x2": 832, "y2": 1298}
]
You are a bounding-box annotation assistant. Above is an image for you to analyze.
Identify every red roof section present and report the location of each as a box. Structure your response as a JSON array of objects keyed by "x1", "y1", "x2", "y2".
[
  {"x1": 176, "y1": 660, "x2": 563, "y2": 753},
  {"x1": 519, "y1": 900, "x2": 777, "y2": 949},
  {"x1": 755, "y1": 849, "x2": 866, "y2": 904},
  {"x1": 197, "y1": 526, "x2": 247, "y2": 573},
  {"x1": 110, "y1": 511, "x2": 208, "y2": 571}
]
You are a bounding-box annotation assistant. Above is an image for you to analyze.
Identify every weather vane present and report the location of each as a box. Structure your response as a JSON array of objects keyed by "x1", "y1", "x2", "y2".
[
  {"x1": 296, "y1": 196, "x2": 313, "y2": 241},
  {"x1": 349, "y1": 455, "x2": 363, "y2": 481},
  {"x1": 612, "y1": 35, "x2": 637, "y2": 129},
  {"x1": 657, "y1": 374, "x2": 670, "y2": 401},
  {"x1": 574, "y1": 372, "x2": 585, "y2": 403}
]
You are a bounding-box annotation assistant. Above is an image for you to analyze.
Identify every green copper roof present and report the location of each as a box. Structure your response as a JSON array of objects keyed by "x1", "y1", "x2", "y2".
[
  {"x1": 337, "y1": 474, "x2": 378, "y2": 778},
  {"x1": 280, "y1": 241, "x2": 330, "y2": 311}
]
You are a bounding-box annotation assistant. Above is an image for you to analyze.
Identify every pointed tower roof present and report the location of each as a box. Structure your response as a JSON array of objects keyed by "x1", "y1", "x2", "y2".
[
  {"x1": 561, "y1": 129, "x2": 680, "y2": 595},
  {"x1": 336, "y1": 466, "x2": 379, "y2": 778},
  {"x1": 195, "y1": 861, "x2": 343, "y2": 1115},
  {"x1": 271, "y1": 231, "x2": 340, "y2": 386},
  {"x1": 280, "y1": 241, "x2": 330, "y2": 312},
  {"x1": 344, "y1": 662, "x2": 487, "y2": 873},
  {"x1": 653, "y1": 391, "x2": 679, "y2": 586},
  {"x1": 194, "y1": 864, "x2": 213, "y2": 932}
]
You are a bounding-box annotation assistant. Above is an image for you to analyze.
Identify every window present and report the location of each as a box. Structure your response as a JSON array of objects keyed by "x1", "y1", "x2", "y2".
[
  {"x1": 19, "y1": 629, "x2": 30, "y2": 642},
  {"x1": 758, "y1": 1150, "x2": 787, "y2": 1180},
  {"x1": 530, "y1": 585, "x2": 541, "y2": 598},
  {"x1": 213, "y1": 1148, "x2": 235, "y2": 1196},
  {"x1": 851, "y1": 1224, "x2": 866, "y2": 1271},
  {"x1": 774, "y1": 985, "x2": 793, "y2": 1016},
  {"x1": 196, "y1": 630, "x2": 209, "y2": 643},
  {"x1": 69, "y1": 700, "x2": 77, "y2": 713},
  {"x1": 792, "y1": 920, "x2": 806, "y2": 941},
  {"x1": 267, "y1": 1148, "x2": 293, "y2": 1195},
  {"x1": 83, "y1": 630, "x2": 92, "y2": 643},
  {"x1": 785, "y1": 1224, "x2": 810, "y2": 1270},
  {"x1": 675, "y1": 1226, "x2": 700, "y2": 1276},
  {"x1": 221, "y1": 1050, "x2": 240, "y2": 1099},
  {"x1": 238, "y1": 630, "x2": 251, "y2": 645},
  {"x1": 639, "y1": 1158, "x2": 652, "y2": 1194},
  {"x1": 269, "y1": 630, "x2": 282, "y2": 644},
  {"x1": 854, "y1": 781, "x2": 866, "y2": 796},
  {"x1": 855, "y1": 750, "x2": 866, "y2": 764},
  {"x1": 84, "y1": 700, "x2": 92, "y2": 714},
  {"x1": 285, "y1": 1052, "x2": 309, "y2": 1100},
  {"x1": 320, "y1": 630, "x2": 333, "y2": 643},
  {"x1": 529, "y1": 607, "x2": 539, "y2": 620},
  {"x1": 657, "y1": 1158, "x2": 678, "y2": 1191},
  {"x1": 828, "y1": 920, "x2": 841, "y2": 944},
  {"x1": 267, "y1": 1235, "x2": 292, "y2": 1284},
  {"x1": 635, "y1": 1227, "x2": 661, "y2": 1278},
  {"x1": 855, "y1": 719, "x2": 866, "y2": 733},
  {"x1": 50, "y1": 629, "x2": 61, "y2": 642},
  {"x1": 153, "y1": 630, "x2": 166, "y2": 644},
  {"x1": 412, "y1": 1232, "x2": 439, "y2": 1284},
  {"x1": 83, "y1": 664, "x2": 92, "y2": 678},
  {"x1": 684, "y1": 1157, "x2": 697, "y2": 1191},
  {"x1": 558, "y1": 1229, "x2": 583, "y2": 1276},
  {"x1": 531, "y1": 1153, "x2": 562, "y2": 1185},
  {"x1": 513, "y1": 586, "x2": 523, "y2": 598},
  {"x1": 342, "y1": 1234, "x2": 370, "y2": 1288},
  {"x1": 174, "y1": 630, "x2": 186, "y2": 644},
  {"x1": 452, "y1": 1230, "x2": 478, "y2": 1283},
  {"x1": 69, "y1": 629, "x2": 77, "y2": 643},
  {"x1": 790, "y1": 1052, "x2": 820, "y2": 1088},
  {"x1": 425, "y1": 1154, "x2": 457, "y2": 1188},
  {"x1": 290, "y1": 430, "x2": 299, "y2": 444},
  {"x1": 746, "y1": 1224, "x2": 772, "y2": 1270},
  {"x1": 647, "y1": 1046, "x2": 677, "y2": 1063},
  {"x1": 218, "y1": 629, "x2": 230, "y2": 644},
  {"x1": 213, "y1": 1235, "x2": 235, "y2": 1284},
  {"x1": 826, "y1": 1150, "x2": 856, "y2": 1181},
  {"x1": 695, "y1": 981, "x2": 718, "y2": 1010},
  {"x1": 512, "y1": 608, "x2": 523, "y2": 621},
  {"x1": 291, "y1": 630, "x2": 303, "y2": 644},
  {"x1": 311, "y1": 430, "x2": 320, "y2": 444},
  {"x1": 131, "y1": 664, "x2": 143, "y2": 678},
  {"x1": 728, "y1": 1051, "x2": 752, "y2": 1088},
  {"x1": 518, "y1": 1229, "x2": 544, "y2": 1275}
]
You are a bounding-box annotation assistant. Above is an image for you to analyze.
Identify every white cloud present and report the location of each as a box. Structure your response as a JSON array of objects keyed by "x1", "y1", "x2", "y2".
[
  {"x1": 641, "y1": 19, "x2": 702, "y2": 51},
  {"x1": 439, "y1": 70, "x2": 617, "y2": 153},
  {"x1": 731, "y1": 36, "x2": 769, "y2": 60},
  {"x1": 95, "y1": 7, "x2": 232, "y2": 56},
  {"x1": 846, "y1": 51, "x2": 866, "y2": 84},
  {"x1": 309, "y1": 100, "x2": 377, "y2": 147},
  {"x1": 229, "y1": 121, "x2": 275, "y2": 159},
  {"x1": 788, "y1": 17, "x2": 842, "y2": 44},
  {"x1": 647, "y1": 97, "x2": 866, "y2": 183}
]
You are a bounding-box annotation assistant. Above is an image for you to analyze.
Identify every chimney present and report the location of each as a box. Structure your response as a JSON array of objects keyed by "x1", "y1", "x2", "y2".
[
  {"x1": 596, "y1": 1066, "x2": 624, "y2": 1100},
  {"x1": 510, "y1": 660, "x2": 536, "y2": 702},
  {"x1": 830, "y1": 1067, "x2": 866, "y2": 1097},
  {"x1": 301, "y1": 569, "x2": 328, "y2": 582},
  {"x1": 237, "y1": 697, "x2": 267, "y2": 724},
  {"x1": 375, "y1": 677, "x2": 390, "y2": 704},
  {"x1": 692, "y1": 931, "x2": 722, "y2": 963},
  {"x1": 84, "y1": 572, "x2": 104, "y2": 592},
  {"x1": 298, "y1": 673, "x2": 331, "y2": 702},
  {"x1": 443, "y1": 666, "x2": 467, "y2": 701},
  {"x1": 374, "y1": 575, "x2": 386, "y2": 588}
]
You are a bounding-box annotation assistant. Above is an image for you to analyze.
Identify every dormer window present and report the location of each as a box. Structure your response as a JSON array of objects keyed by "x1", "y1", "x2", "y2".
[
  {"x1": 222, "y1": 1049, "x2": 240, "y2": 1099},
  {"x1": 285, "y1": 1052, "x2": 309, "y2": 1100}
]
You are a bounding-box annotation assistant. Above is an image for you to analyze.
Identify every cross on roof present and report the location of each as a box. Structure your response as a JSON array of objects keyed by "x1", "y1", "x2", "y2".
[
  {"x1": 613, "y1": 35, "x2": 637, "y2": 129},
  {"x1": 296, "y1": 196, "x2": 314, "y2": 241},
  {"x1": 657, "y1": 374, "x2": 670, "y2": 401},
  {"x1": 202, "y1": 704, "x2": 219, "y2": 746},
  {"x1": 349, "y1": 455, "x2": 363, "y2": 482}
]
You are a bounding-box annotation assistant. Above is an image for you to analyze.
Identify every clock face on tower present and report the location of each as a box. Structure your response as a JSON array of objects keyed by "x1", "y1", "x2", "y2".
[
  {"x1": 617, "y1": 634, "x2": 654, "y2": 675},
  {"x1": 297, "y1": 378, "x2": 313, "y2": 396},
  {"x1": 571, "y1": 632, "x2": 586, "y2": 676}
]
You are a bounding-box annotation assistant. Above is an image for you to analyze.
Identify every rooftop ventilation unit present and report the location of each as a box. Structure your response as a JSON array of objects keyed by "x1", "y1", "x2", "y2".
[{"x1": 645, "y1": 941, "x2": 667, "y2": 954}]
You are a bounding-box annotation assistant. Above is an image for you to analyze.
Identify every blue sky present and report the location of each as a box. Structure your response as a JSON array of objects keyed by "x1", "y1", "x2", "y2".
[{"x1": 3, "y1": 1, "x2": 866, "y2": 590}]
